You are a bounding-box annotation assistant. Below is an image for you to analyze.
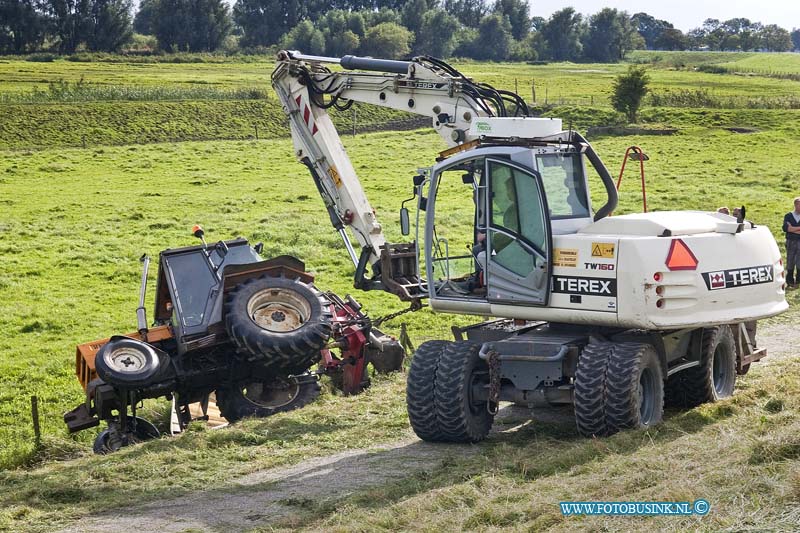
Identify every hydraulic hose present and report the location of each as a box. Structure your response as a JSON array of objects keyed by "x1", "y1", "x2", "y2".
[{"x1": 571, "y1": 131, "x2": 618, "y2": 221}]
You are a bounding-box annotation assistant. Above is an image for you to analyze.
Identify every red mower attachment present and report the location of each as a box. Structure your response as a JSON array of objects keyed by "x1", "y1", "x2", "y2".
[{"x1": 319, "y1": 292, "x2": 405, "y2": 395}]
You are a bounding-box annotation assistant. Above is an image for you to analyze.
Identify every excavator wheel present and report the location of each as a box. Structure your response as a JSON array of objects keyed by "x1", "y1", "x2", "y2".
[
  {"x1": 433, "y1": 341, "x2": 494, "y2": 443},
  {"x1": 665, "y1": 325, "x2": 736, "y2": 408},
  {"x1": 605, "y1": 343, "x2": 664, "y2": 433},
  {"x1": 225, "y1": 276, "x2": 333, "y2": 375},
  {"x1": 574, "y1": 340, "x2": 612, "y2": 438},
  {"x1": 407, "y1": 340, "x2": 450, "y2": 442}
]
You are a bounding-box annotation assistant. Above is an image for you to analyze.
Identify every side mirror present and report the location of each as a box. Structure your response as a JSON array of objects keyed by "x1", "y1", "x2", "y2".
[
  {"x1": 400, "y1": 207, "x2": 410, "y2": 236},
  {"x1": 413, "y1": 174, "x2": 425, "y2": 186},
  {"x1": 254, "y1": 242, "x2": 264, "y2": 254}
]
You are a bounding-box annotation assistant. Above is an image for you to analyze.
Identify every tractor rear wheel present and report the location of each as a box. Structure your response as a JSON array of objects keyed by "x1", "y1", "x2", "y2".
[
  {"x1": 406, "y1": 340, "x2": 450, "y2": 442},
  {"x1": 434, "y1": 341, "x2": 494, "y2": 443},
  {"x1": 605, "y1": 343, "x2": 664, "y2": 433},
  {"x1": 225, "y1": 276, "x2": 332, "y2": 375},
  {"x1": 665, "y1": 326, "x2": 736, "y2": 408},
  {"x1": 216, "y1": 374, "x2": 321, "y2": 423}
]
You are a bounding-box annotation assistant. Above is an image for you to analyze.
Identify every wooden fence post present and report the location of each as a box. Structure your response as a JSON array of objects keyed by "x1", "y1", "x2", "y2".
[{"x1": 31, "y1": 395, "x2": 41, "y2": 449}]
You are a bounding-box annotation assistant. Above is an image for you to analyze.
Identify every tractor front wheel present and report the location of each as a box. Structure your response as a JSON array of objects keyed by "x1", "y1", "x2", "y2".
[{"x1": 93, "y1": 416, "x2": 160, "y2": 455}]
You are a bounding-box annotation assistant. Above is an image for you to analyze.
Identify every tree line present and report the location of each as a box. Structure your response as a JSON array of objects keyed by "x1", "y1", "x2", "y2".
[{"x1": 2, "y1": 0, "x2": 799, "y2": 60}]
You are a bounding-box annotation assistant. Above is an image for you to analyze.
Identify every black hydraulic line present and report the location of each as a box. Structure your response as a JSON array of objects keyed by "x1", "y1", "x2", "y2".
[
  {"x1": 571, "y1": 131, "x2": 618, "y2": 221},
  {"x1": 300, "y1": 157, "x2": 344, "y2": 230},
  {"x1": 341, "y1": 55, "x2": 411, "y2": 74}
]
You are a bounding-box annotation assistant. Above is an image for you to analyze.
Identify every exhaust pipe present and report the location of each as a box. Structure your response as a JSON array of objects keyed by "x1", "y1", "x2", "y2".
[{"x1": 137, "y1": 254, "x2": 150, "y2": 339}]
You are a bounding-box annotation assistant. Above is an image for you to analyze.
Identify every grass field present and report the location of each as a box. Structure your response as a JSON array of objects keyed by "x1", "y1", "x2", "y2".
[{"x1": 1, "y1": 53, "x2": 800, "y2": 531}]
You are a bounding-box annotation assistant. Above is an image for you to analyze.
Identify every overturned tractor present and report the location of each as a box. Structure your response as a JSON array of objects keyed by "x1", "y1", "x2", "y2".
[{"x1": 64, "y1": 227, "x2": 404, "y2": 453}]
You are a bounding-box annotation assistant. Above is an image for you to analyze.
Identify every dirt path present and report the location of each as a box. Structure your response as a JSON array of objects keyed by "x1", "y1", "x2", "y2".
[
  {"x1": 59, "y1": 439, "x2": 480, "y2": 533},
  {"x1": 59, "y1": 323, "x2": 798, "y2": 533}
]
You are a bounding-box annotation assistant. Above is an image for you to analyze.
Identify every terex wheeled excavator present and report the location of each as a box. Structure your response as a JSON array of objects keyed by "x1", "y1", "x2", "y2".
[{"x1": 272, "y1": 50, "x2": 788, "y2": 442}]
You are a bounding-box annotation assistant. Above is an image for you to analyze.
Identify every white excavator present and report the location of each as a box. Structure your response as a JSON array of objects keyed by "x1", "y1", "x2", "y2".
[{"x1": 272, "y1": 50, "x2": 788, "y2": 442}]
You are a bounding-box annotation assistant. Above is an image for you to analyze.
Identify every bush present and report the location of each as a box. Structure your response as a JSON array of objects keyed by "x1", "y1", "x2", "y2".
[
  {"x1": 611, "y1": 65, "x2": 650, "y2": 123},
  {"x1": 361, "y1": 22, "x2": 413, "y2": 59}
]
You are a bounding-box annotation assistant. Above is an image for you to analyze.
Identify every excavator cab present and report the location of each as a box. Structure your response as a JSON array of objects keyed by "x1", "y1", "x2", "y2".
[{"x1": 418, "y1": 142, "x2": 596, "y2": 313}]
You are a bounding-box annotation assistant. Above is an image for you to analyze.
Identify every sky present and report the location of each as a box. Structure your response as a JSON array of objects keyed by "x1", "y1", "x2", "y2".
[{"x1": 531, "y1": 0, "x2": 800, "y2": 32}]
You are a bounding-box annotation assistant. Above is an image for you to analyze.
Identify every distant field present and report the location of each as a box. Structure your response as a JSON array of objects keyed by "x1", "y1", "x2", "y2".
[{"x1": 3, "y1": 55, "x2": 800, "y2": 149}]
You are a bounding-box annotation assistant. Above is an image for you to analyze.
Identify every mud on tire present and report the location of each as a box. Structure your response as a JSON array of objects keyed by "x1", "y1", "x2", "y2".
[
  {"x1": 225, "y1": 276, "x2": 333, "y2": 375},
  {"x1": 665, "y1": 325, "x2": 736, "y2": 408}
]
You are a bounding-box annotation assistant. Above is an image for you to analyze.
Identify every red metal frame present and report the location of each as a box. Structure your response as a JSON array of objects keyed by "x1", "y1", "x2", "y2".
[
  {"x1": 616, "y1": 145, "x2": 648, "y2": 213},
  {"x1": 318, "y1": 295, "x2": 371, "y2": 395}
]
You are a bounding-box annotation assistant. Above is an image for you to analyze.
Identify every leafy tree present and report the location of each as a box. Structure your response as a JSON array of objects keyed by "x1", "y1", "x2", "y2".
[
  {"x1": 362, "y1": 7, "x2": 401, "y2": 26},
  {"x1": 0, "y1": 0, "x2": 48, "y2": 53},
  {"x1": 87, "y1": 0, "x2": 132, "y2": 51},
  {"x1": 442, "y1": 0, "x2": 486, "y2": 27},
  {"x1": 416, "y1": 8, "x2": 459, "y2": 57},
  {"x1": 361, "y1": 21, "x2": 412, "y2": 58},
  {"x1": 792, "y1": 28, "x2": 800, "y2": 52},
  {"x1": 472, "y1": 12, "x2": 511, "y2": 60},
  {"x1": 152, "y1": 0, "x2": 231, "y2": 52},
  {"x1": 529, "y1": 15, "x2": 544, "y2": 31},
  {"x1": 611, "y1": 65, "x2": 649, "y2": 123},
  {"x1": 631, "y1": 12, "x2": 673, "y2": 50},
  {"x1": 654, "y1": 28, "x2": 687, "y2": 51},
  {"x1": 46, "y1": 0, "x2": 93, "y2": 53},
  {"x1": 401, "y1": 0, "x2": 429, "y2": 39},
  {"x1": 492, "y1": 0, "x2": 529, "y2": 40},
  {"x1": 233, "y1": 0, "x2": 305, "y2": 48},
  {"x1": 133, "y1": 0, "x2": 155, "y2": 34},
  {"x1": 721, "y1": 18, "x2": 760, "y2": 51},
  {"x1": 540, "y1": 7, "x2": 583, "y2": 61},
  {"x1": 508, "y1": 32, "x2": 537, "y2": 60},
  {"x1": 452, "y1": 25, "x2": 478, "y2": 56},
  {"x1": 280, "y1": 19, "x2": 325, "y2": 54},
  {"x1": 758, "y1": 24, "x2": 792, "y2": 52},
  {"x1": 583, "y1": 8, "x2": 635, "y2": 62},
  {"x1": 317, "y1": 9, "x2": 365, "y2": 55}
]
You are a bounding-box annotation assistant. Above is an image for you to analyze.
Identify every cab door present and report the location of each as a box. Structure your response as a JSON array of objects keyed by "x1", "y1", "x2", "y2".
[{"x1": 484, "y1": 157, "x2": 552, "y2": 305}]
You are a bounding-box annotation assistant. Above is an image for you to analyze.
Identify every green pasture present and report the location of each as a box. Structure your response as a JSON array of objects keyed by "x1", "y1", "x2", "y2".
[{"x1": 1, "y1": 53, "x2": 800, "y2": 531}]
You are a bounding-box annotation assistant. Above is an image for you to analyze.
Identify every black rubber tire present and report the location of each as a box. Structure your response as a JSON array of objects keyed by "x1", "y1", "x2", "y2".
[
  {"x1": 225, "y1": 276, "x2": 333, "y2": 375},
  {"x1": 94, "y1": 337, "x2": 161, "y2": 388},
  {"x1": 574, "y1": 340, "x2": 612, "y2": 438},
  {"x1": 216, "y1": 375, "x2": 321, "y2": 423},
  {"x1": 665, "y1": 326, "x2": 736, "y2": 408},
  {"x1": 434, "y1": 341, "x2": 494, "y2": 443},
  {"x1": 406, "y1": 340, "x2": 450, "y2": 442},
  {"x1": 605, "y1": 343, "x2": 664, "y2": 433},
  {"x1": 93, "y1": 416, "x2": 160, "y2": 455}
]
